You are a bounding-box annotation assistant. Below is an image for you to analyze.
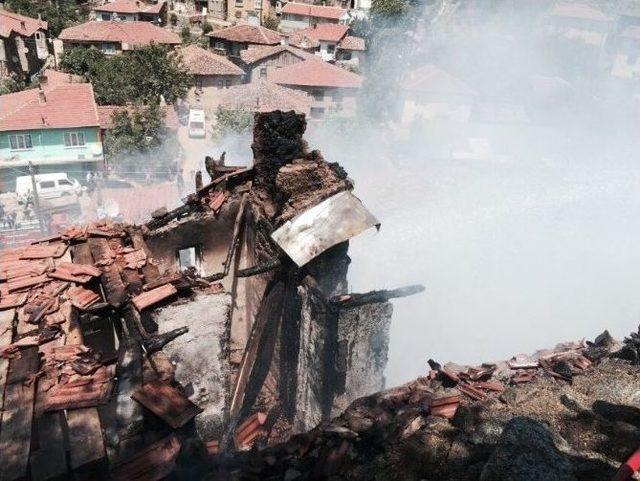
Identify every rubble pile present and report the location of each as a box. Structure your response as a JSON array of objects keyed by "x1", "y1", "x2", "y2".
[
  {"x1": 0, "y1": 111, "x2": 418, "y2": 480},
  {"x1": 201, "y1": 331, "x2": 639, "y2": 481}
]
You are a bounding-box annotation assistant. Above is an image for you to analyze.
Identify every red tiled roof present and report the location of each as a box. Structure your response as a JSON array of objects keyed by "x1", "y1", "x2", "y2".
[
  {"x1": 549, "y1": 3, "x2": 610, "y2": 22},
  {"x1": 0, "y1": 10, "x2": 47, "y2": 38},
  {"x1": 402, "y1": 64, "x2": 475, "y2": 96},
  {"x1": 94, "y1": 0, "x2": 165, "y2": 14},
  {"x1": 338, "y1": 35, "x2": 365, "y2": 51},
  {"x1": 40, "y1": 68, "x2": 84, "y2": 86},
  {"x1": 96, "y1": 104, "x2": 180, "y2": 131},
  {"x1": 290, "y1": 24, "x2": 349, "y2": 43},
  {"x1": 0, "y1": 83, "x2": 100, "y2": 132},
  {"x1": 281, "y1": 2, "x2": 347, "y2": 20},
  {"x1": 207, "y1": 24, "x2": 281, "y2": 45},
  {"x1": 178, "y1": 44, "x2": 244, "y2": 76},
  {"x1": 239, "y1": 44, "x2": 309, "y2": 64},
  {"x1": 59, "y1": 21, "x2": 181, "y2": 46},
  {"x1": 219, "y1": 80, "x2": 311, "y2": 115},
  {"x1": 268, "y1": 57, "x2": 362, "y2": 88}
]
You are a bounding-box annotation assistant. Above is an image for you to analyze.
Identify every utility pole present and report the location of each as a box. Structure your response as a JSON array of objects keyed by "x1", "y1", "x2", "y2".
[{"x1": 28, "y1": 161, "x2": 45, "y2": 234}]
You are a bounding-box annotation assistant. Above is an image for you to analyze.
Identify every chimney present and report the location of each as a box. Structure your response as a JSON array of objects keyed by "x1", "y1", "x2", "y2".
[
  {"x1": 20, "y1": 20, "x2": 26, "y2": 29},
  {"x1": 38, "y1": 86, "x2": 46, "y2": 104}
]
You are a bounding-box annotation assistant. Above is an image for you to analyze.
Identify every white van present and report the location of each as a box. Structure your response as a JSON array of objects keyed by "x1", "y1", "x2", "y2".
[
  {"x1": 188, "y1": 109, "x2": 206, "y2": 138},
  {"x1": 16, "y1": 173, "x2": 82, "y2": 204}
]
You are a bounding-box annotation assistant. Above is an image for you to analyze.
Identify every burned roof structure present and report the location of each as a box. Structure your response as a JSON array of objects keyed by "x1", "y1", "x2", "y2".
[{"x1": 0, "y1": 111, "x2": 421, "y2": 480}]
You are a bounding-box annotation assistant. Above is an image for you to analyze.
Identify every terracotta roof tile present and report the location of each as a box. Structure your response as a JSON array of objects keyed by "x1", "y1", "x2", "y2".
[
  {"x1": 132, "y1": 380, "x2": 203, "y2": 429},
  {"x1": 131, "y1": 283, "x2": 177, "y2": 310},
  {"x1": 0, "y1": 83, "x2": 100, "y2": 132},
  {"x1": 0, "y1": 10, "x2": 47, "y2": 38},
  {"x1": 281, "y1": 2, "x2": 347, "y2": 20},
  {"x1": 207, "y1": 24, "x2": 281, "y2": 45},
  {"x1": 40, "y1": 68, "x2": 84, "y2": 86},
  {"x1": 338, "y1": 35, "x2": 365, "y2": 51},
  {"x1": 94, "y1": 0, "x2": 165, "y2": 15},
  {"x1": 97, "y1": 104, "x2": 181, "y2": 131},
  {"x1": 178, "y1": 44, "x2": 244, "y2": 76},
  {"x1": 268, "y1": 58, "x2": 362, "y2": 88},
  {"x1": 59, "y1": 21, "x2": 181, "y2": 47},
  {"x1": 219, "y1": 80, "x2": 311, "y2": 115},
  {"x1": 290, "y1": 24, "x2": 349, "y2": 43},
  {"x1": 402, "y1": 64, "x2": 475, "y2": 96}
]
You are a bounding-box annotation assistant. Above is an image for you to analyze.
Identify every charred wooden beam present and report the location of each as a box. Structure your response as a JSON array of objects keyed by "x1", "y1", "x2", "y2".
[
  {"x1": 142, "y1": 326, "x2": 189, "y2": 354},
  {"x1": 329, "y1": 284, "x2": 425, "y2": 309},
  {"x1": 205, "y1": 193, "x2": 248, "y2": 282},
  {"x1": 236, "y1": 257, "x2": 282, "y2": 278}
]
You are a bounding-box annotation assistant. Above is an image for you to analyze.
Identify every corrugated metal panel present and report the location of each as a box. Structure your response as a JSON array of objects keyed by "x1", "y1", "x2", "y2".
[{"x1": 271, "y1": 191, "x2": 379, "y2": 267}]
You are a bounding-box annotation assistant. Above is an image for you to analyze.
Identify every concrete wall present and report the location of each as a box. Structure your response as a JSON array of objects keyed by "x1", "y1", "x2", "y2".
[
  {"x1": 332, "y1": 301, "x2": 392, "y2": 416},
  {"x1": 0, "y1": 127, "x2": 104, "y2": 169},
  {"x1": 247, "y1": 50, "x2": 304, "y2": 82},
  {"x1": 153, "y1": 292, "x2": 232, "y2": 438},
  {"x1": 188, "y1": 74, "x2": 243, "y2": 110},
  {"x1": 292, "y1": 86, "x2": 358, "y2": 119},
  {"x1": 401, "y1": 96, "x2": 472, "y2": 124},
  {"x1": 145, "y1": 201, "x2": 240, "y2": 282}
]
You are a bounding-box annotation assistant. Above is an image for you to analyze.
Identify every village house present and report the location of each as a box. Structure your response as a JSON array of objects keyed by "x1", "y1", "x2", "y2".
[
  {"x1": 92, "y1": 0, "x2": 168, "y2": 25},
  {"x1": 218, "y1": 79, "x2": 311, "y2": 115},
  {"x1": 239, "y1": 44, "x2": 308, "y2": 81},
  {"x1": 279, "y1": 2, "x2": 348, "y2": 33},
  {"x1": 400, "y1": 64, "x2": 475, "y2": 124},
  {"x1": 177, "y1": 44, "x2": 244, "y2": 108},
  {"x1": 0, "y1": 78, "x2": 104, "y2": 187},
  {"x1": 0, "y1": 10, "x2": 49, "y2": 84},
  {"x1": 226, "y1": 0, "x2": 273, "y2": 24},
  {"x1": 610, "y1": 25, "x2": 640, "y2": 80},
  {"x1": 288, "y1": 23, "x2": 365, "y2": 64},
  {"x1": 546, "y1": 2, "x2": 612, "y2": 47},
  {"x1": 208, "y1": 24, "x2": 281, "y2": 57},
  {"x1": 268, "y1": 56, "x2": 362, "y2": 119},
  {"x1": 58, "y1": 21, "x2": 181, "y2": 55}
]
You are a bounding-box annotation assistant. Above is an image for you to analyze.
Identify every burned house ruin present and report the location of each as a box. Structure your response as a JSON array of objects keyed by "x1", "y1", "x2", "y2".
[{"x1": 0, "y1": 111, "x2": 421, "y2": 480}]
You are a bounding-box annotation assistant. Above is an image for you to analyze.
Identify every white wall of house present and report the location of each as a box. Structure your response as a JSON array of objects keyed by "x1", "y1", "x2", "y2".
[
  {"x1": 294, "y1": 86, "x2": 358, "y2": 119},
  {"x1": 188, "y1": 74, "x2": 242, "y2": 111},
  {"x1": 317, "y1": 41, "x2": 338, "y2": 61},
  {"x1": 95, "y1": 12, "x2": 139, "y2": 21},
  {"x1": 611, "y1": 52, "x2": 640, "y2": 79},
  {"x1": 401, "y1": 97, "x2": 472, "y2": 124},
  {"x1": 280, "y1": 13, "x2": 339, "y2": 32}
]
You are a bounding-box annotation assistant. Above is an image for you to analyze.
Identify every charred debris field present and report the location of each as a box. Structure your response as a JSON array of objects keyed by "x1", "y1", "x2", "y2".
[{"x1": 0, "y1": 111, "x2": 638, "y2": 481}]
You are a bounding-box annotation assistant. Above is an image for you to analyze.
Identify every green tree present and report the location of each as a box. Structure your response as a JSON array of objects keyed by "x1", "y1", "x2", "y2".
[
  {"x1": 0, "y1": 74, "x2": 26, "y2": 95},
  {"x1": 5, "y1": 0, "x2": 88, "y2": 37},
  {"x1": 262, "y1": 15, "x2": 280, "y2": 31},
  {"x1": 201, "y1": 21, "x2": 213, "y2": 34},
  {"x1": 180, "y1": 25, "x2": 192, "y2": 43},
  {"x1": 214, "y1": 108, "x2": 254, "y2": 137},
  {"x1": 59, "y1": 47, "x2": 106, "y2": 75},
  {"x1": 59, "y1": 45, "x2": 192, "y2": 105},
  {"x1": 104, "y1": 104, "x2": 179, "y2": 178}
]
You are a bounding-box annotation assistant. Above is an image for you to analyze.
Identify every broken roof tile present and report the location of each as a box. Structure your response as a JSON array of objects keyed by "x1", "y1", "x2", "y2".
[
  {"x1": 19, "y1": 243, "x2": 67, "y2": 259},
  {"x1": 67, "y1": 285, "x2": 101, "y2": 310},
  {"x1": 0, "y1": 292, "x2": 28, "y2": 310},
  {"x1": 131, "y1": 283, "x2": 177, "y2": 311},
  {"x1": 132, "y1": 380, "x2": 203, "y2": 429},
  {"x1": 7, "y1": 274, "x2": 50, "y2": 293},
  {"x1": 430, "y1": 395, "x2": 460, "y2": 419},
  {"x1": 43, "y1": 365, "x2": 114, "y2": 411},
  {"x1": 234, "y1": 412, "x2": 267, "y2": 449}
]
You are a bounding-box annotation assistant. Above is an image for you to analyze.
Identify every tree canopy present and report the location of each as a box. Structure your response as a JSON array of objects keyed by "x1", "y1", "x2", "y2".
[
  {"x1": 60, "y1": 45, "x2": 192, "y2": 105},
  {"x1": 5, "y1": 0, "x2": 88, "y2": 37}
]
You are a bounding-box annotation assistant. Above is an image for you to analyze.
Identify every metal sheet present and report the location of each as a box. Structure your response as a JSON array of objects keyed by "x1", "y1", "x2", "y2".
[{"x1": 271, "y1": 191, "x2": 379, "y2": 267}]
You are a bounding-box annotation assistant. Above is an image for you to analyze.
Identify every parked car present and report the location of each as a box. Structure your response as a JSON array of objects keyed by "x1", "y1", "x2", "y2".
[
  {"x1": 188, "y1": 109, "x2": 206, "y2": 138},
  {"x1": 16, "y1": 173, "x2": 82, "y2": 204}
]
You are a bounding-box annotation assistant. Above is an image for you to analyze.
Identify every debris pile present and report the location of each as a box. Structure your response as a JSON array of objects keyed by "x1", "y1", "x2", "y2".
[
  {"x1": 0, "y1": 111, "x2": 422, "y2": 480},
  {"x1": 202, "y1": 330, "x2": 639, "y2": 481}
]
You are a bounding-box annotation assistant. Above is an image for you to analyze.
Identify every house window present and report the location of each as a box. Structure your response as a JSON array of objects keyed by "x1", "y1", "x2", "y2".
[
  {"x1": 9, "y1": 134, "x2": 32, "y2": 150},
  {"x1": 195, "y1": 77, "x2": 203, "y2": 90},
  {"x1": 332, "y1": 90, "x2": 343, "y2": 110},
  {"x1": 259, "y1": 67, "x2": 268, "y2": 78},
  {"x1": 64, "y1": 132, "x2": 86, "y2": 147},
  {"x1": 342, "y1": 51, "x2": 352, "y2": 61},
  {"x1": 217, "y1": 79, "x2": 224, "y2": 88},
  {"x1": 214, "y1": 40, "x2": 225, "y2": 50},
  {"x1": 312, "y1": 89, "x2": 324, "y2": 101},
  {"x1": 177, "y1": 246, "x2": 201, "y2": 273},
  {"x1": 310, "y1": 107, "x2": 324, "y2": 119},
  {"x1": 101, "y1": 43, "x2": 117, "y2": 55},
  {"x1": 327, "y1": 44, "x2": 336, "y2": 54},
  {"x1": 225, "y1": 79, "x2": 232, "y2": 88},
  {"x1": 101, "y1": 13, "x2": 111, "y2": 20}
]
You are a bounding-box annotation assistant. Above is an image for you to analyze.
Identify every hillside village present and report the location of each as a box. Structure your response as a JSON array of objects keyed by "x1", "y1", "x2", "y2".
[{"x1": 2, "y1": 0, "x2": 640, "y2": 479}]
